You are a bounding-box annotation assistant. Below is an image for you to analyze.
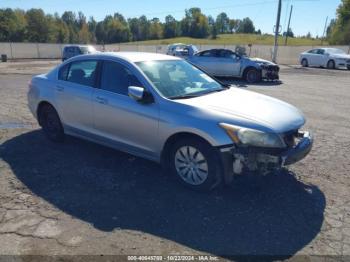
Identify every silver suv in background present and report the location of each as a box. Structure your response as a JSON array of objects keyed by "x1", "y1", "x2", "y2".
[{"x1": 62, "y1": 45, "x2": 97, "y2": 61}]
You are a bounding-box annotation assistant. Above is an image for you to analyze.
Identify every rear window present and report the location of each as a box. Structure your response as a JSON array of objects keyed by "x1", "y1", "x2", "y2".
[{"x1": 66, "y1": 60, "x2": 98, "y2": 87}]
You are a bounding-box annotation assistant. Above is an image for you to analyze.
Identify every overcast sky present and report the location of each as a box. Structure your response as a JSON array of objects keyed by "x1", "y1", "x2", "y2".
[{"x1": 0, "y1": 0, "x2": 341, "y2": 36}]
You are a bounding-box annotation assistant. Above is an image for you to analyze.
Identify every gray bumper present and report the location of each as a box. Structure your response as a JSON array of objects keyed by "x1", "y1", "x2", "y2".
[{"x1": 282, "y1": 131, "x2": 313, "y2": 165}]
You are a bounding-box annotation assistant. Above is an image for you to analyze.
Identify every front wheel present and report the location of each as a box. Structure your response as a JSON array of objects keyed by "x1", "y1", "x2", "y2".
[
  {"x1": 301, "y1": 58, "x2": 308, "y2": 67},
  {"x1": 327, "y1": 60, "x2": 335, "y2": 69},
  {"x1": 244, "y1": 68, "x2": 261, "y2": 83},
  {"x1": 169, "y1": 138, "x2": 222, "y2": 191}
]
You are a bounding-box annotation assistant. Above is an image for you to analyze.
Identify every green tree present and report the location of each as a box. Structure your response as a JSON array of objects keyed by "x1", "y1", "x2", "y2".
[
  {"x1": 95, "y1": 13, "x2": 130, "y2": 44},
  {"x1": 236, "y1": 17, "x2": 255, "y2": 33},
  {"x1": 229, "y1": 19, "x2": 239, "y2": 33},
  {"x1": 78, "y1": 22, "x2": 91, "y2": 43},
  {"x1": 62, "y1": 11, "x2": 78, "y2": 43},
  {"x1": 0, "y1": 8, "x2": 27, "y2": 41},
  {"x1": 181, "y1": 8, "x2": 209, "y2": 38},
  {"x1": 25, "y1": 9, "x2": 50, "y2": 42},
  {"x1": 329, "y1": 0, "x2": 350, "y2": 44},
  {"x1": 216, "y1": 12, "x2": 229, "y2": 33},
  {"x1": 164, "y1": 15, "x2": 178, "y2": 38},
  {"x1": 88, "y1": 17, "x2": 97, "y2": 43},
  {"x1": 149, "y1": 17, "x2": 163, "y2": 39},
  {"x1": 208, "y1": 15, "x2": 217, "y2": 39},
  {"x1": 283, "y1": 28, "x2": 294, "y2": 38}
]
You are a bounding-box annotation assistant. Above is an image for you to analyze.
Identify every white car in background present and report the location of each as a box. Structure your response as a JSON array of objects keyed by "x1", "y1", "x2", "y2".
[{"x1": 299, "y1": 48, "x2": 350, "y2": 70}]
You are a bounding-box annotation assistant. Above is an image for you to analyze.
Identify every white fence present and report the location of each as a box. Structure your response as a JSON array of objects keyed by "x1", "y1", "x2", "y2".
[{"x1": 1, "y1": 42, "x2": 349, "y2": 65}]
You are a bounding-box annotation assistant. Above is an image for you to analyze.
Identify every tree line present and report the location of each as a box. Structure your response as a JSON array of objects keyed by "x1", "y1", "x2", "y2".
[
  {"x1": 0, "y1": 7, "x2": 260, "y2": 44},
  {"x1": 327, "y1": 0, "x2": 350, "y2": 45}
]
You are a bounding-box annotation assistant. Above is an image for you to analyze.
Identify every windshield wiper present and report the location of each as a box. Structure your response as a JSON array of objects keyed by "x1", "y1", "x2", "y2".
[
  {"x1": 169, "y1": 88, "x2": 227, "y2": 100},
  {"x1": 169, "y1": 94, "x2": 201, "y2": 100}
]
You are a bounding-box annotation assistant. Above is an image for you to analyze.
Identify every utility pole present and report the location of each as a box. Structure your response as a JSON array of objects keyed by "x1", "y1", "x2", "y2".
[
  {"x1": 284, "y1": 5, "x2": 293, "y2": 46},
  {"x1": 273, "y1": 0, "x2": 282, "y2": 63},
  {"x1": 321, "y1": 16, "x2": 328, "y2": 46}
]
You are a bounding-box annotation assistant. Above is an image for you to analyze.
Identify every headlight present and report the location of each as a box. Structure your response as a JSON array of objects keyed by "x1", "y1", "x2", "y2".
[{"x1": 219, "y1": 123, "x2": 285, "y2": 148}]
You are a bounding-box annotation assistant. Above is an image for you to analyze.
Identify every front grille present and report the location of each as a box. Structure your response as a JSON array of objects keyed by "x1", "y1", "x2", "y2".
[{"x1": 261, "y1": 65, "x2": 280, "y2": 72}]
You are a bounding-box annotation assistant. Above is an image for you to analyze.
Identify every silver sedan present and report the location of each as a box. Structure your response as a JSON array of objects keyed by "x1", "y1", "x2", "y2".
[
  {"x1": 28, "y1": 52, "x2": 312, "y2": 191},
  {"x1": 187, "y1": 48, "x2": 280, "y2": 83}
]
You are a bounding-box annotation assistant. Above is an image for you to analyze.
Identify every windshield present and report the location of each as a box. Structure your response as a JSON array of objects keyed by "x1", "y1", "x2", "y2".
[
  {"x1": 136, "y1": 60, "x2": 224, "y2": 99},
  {"x1": 327, "y1": 48, "x2": 346, "y2": 54}
]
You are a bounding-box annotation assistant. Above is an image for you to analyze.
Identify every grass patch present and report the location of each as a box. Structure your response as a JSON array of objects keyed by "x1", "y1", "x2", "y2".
[{"x1": 124, "y1": 34, "x2": 326, "y2": 46}]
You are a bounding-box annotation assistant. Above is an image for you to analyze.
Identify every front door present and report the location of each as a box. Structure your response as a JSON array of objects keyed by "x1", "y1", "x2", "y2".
[{"x1": 92, "y1": 60, "x2": 159, "y2": 159}]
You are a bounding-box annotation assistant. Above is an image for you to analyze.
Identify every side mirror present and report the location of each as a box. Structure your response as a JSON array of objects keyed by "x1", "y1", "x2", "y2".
[{"x1": 128, "y1": 86, "x2": 154, "y2": 104}]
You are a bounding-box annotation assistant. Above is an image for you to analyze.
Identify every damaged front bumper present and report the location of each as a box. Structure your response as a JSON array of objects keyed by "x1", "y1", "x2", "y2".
[
  {"x1": 261, "y1": 65, "x2": 280, "y2": 80},
  {"x1": 219, "y1": 131, "x2": 313, "y2": 184}
]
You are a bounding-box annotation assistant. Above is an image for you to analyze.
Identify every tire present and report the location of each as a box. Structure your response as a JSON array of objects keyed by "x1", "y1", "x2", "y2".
[
  {"x1": 168, "y1": 138, "x2": 222, "y2": 191},
  {"x1": 327, "y1": 60, "x2": 335, "y2": 69},
  {"x1": 347, "y1": 65, "x2": 350, "y2": 70},
  {"x1": 244, "y1": 68, "x2": 261, "y2": 83},
  {"x1": 38, "y1": 104, "x2": 65, "y2": 142},
  {"x1": 301, "y1": 58, "x2": 308, "y2": 67}
]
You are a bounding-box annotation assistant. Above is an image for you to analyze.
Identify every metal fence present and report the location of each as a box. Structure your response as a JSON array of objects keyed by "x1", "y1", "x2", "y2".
[{"x1": 1, "y1": 42, "x2": 349, "y2": 65}]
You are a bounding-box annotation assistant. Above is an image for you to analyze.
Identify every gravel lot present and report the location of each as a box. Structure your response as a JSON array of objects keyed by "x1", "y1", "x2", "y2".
[{"x1": 0, "y1": 60, "x2": 350, "y2": 260}]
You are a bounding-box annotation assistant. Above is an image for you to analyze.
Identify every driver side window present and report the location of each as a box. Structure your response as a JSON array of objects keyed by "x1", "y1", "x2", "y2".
[{"x1": 100, "y1": 61, "x2": 142, "y2": 96}]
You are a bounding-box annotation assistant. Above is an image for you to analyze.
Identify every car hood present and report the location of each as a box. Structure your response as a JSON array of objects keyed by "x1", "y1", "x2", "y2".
[
  {"x1": 330, "y1": 53, "x2": 350, "y2": 59},
  {"x1": 178, "y1": 88, "x2": 305, "y2": 133},
  {"x1": 248, "y1": 57, "x2": 277, "y2": 65}
]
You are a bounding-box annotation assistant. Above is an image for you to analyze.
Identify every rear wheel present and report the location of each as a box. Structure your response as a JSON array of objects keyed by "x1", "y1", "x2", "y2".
[
  {"x1": 301, "y1": 58, "x2": 308, "y2": 67},
  {"x1": 327, "y1": 60, "x2": 335, "y2": 69},
  {"x1": 244, "y1": 68, "x2": 261, "y2": 83},
  {"x1": 38, "y1": 104, "x2": 64, "y2": 142},
  {"x1": 168, "y1": 138, "x2": 222, "y2": 191}
]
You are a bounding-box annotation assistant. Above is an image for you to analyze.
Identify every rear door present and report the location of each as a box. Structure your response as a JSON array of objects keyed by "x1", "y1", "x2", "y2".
[
  {"x1": 215, "y1": 50, "x2": 241, "y2": 76},
  {"x1": 190, "y1": 50, "x2": 219, "y2": 75},
  {"x1": 55, "y1": 59, "x2": 98, "y2": 133},
  {"x1": 315, "y1": 49, "x2": 326, "y2": 66},
  {"x1": 307, "y1": 49, "x2": 319, "y2": 65},
  {"x1": 92, "y1": 59, "x2": 159, "y2": 159}
]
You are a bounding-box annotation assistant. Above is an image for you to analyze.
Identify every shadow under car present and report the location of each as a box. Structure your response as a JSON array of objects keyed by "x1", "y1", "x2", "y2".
[{"x1": 1, "y1": 130, "x2": 325, "y2": 259}]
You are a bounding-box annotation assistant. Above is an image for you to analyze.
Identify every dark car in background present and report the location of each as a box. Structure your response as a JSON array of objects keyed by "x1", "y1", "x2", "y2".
[{"x1": 62, "y1": 45, "x2": 97, "y2": 61}]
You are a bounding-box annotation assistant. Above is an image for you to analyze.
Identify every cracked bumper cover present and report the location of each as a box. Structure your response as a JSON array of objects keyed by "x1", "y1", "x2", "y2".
[
  {"x1": 282, "y1": 131, "x2": 313, "y2": 165},
  {"x1": 261, "y1": 65, "x2": 280, "y2": 80},
  {"x1": 218, "y1": 131, "x2": 313, "y2": 182}
]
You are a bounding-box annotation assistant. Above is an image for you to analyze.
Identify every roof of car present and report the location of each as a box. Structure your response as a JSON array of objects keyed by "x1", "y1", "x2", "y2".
[{"x1": 85, "y1": 52, "x2": 181, "y2": 62}]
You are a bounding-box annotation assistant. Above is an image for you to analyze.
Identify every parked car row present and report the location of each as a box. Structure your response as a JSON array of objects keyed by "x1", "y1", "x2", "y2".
[{"x1": 166, "y1": 43, "x2": 280, "y2": 83}]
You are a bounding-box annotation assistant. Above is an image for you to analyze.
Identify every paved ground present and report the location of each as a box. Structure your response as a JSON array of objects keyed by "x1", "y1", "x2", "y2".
[{"x1": 0, "y1": 60, "x2": 350, "y2": 260}]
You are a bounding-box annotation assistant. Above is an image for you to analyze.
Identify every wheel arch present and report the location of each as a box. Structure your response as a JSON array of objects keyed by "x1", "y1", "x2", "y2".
[
  {"x1": 243, "y1": 66, "x2": 261, "y2": 77},
  {"x1": 160, "y1": 132, "x2": 216, "y2": 167},
  {"x1": 327, "y1": 59, "x2": 336, "y2": 68},
  {"x1": 36, "y1": 101, "x2": 57, "y2": 126}
]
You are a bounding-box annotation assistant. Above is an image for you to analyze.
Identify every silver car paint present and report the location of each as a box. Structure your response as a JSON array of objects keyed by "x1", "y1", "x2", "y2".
[
  {"x1": 28, "y1": 52, "x2": 304, "y2": 163},
  {"x1": 187, "y1": 51, "x2": 277, "y2": 78}
]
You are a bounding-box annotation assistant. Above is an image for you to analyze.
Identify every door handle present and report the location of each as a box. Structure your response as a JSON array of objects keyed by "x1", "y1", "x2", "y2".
[
  {"x1": 56, "y1": 85, "x2": 64, "y2": 92},
  {"x1": 96, "y1": 96, "x2": 108, "y2": 104}
]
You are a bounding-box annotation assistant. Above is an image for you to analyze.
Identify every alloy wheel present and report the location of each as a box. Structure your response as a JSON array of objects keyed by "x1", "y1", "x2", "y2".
[{"x1": 174, "y1": 146, "x2": 208, "y2": 185}]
